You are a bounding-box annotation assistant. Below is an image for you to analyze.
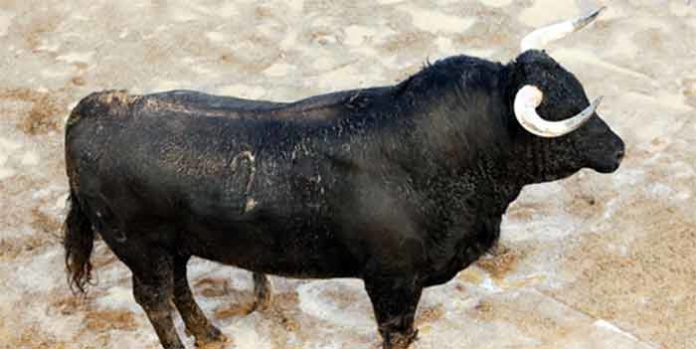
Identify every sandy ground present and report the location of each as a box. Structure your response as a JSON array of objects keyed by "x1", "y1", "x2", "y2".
[{"x1": 1, "y1": 0, "x2": 695, "y2": 348}]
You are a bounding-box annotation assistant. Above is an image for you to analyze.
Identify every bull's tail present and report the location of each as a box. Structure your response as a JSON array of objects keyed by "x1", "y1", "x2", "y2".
[{"x1": 63, "y1": 191, "x2": 95, "y2": 293}]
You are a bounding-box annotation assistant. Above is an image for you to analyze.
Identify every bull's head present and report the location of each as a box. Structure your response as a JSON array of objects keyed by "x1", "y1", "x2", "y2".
[{"x1": 510, "y1": 7, "x2": 625, "y2": 175}]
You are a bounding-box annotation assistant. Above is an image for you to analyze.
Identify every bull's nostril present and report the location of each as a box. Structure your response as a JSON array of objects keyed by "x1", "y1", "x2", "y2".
[{"x1": 616, "y1": 149, "x2": 625, "y2": 161}]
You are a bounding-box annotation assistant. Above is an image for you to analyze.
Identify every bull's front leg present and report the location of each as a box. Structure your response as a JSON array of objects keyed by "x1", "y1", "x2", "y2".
[
  {"x1": 364, "y1": 275, "x2": 423, "y2": 349},
  {"x1": 249, "y1": 272, "x2": 272, "y2": 312}
]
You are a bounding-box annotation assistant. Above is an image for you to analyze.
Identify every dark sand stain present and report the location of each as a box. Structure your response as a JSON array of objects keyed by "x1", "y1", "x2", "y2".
[
  {"x1": 82, "y1": 309, "x2": 138, "y2": 332},
  {"x1": 196, "y1": 277, "x2": 232, "y2": 298},
  {"x1": 0, "y1": 88, "x2": 68, "y2": 135},
  {"x1": 476, "y1": 245, "x2": 523, "y2": 280},
  {"x1": 416, "y1": 304, "x2": 445, "y2": 325}
]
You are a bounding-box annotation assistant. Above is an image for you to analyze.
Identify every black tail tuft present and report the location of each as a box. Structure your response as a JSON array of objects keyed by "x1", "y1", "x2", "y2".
[{"x1": 63, "y1": 191, "x2": 95, "y2": 293}]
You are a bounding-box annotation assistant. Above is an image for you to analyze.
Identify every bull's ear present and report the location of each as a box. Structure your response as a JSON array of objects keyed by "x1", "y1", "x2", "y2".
[{"x1": 508, "y1": 52, "x2": 534, "y2": 91}]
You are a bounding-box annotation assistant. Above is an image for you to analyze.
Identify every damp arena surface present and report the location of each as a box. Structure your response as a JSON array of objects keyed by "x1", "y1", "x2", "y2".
[{"x1": 1, "y1": 0, "x2": 695, "y2": 348}]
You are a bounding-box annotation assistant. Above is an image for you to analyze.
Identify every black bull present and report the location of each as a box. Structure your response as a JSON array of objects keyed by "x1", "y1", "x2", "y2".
[{"x1": 63, "y1": 51, "x2": 624, "y2": 348}]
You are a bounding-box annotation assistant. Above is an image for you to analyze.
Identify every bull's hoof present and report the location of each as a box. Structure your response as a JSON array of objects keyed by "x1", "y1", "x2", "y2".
[
  {"x1": 248, "y1": 296, "x2": 271, "y2": 314},
  {"x1": 256, "y1": 291, "x2": 273, "y2": 312},
  {"x1": 382, "y1": 329, "x2": 418, "y2": 349},
  {"x1": 194, "y1": 327, "x2": 230, "y2": 349}
]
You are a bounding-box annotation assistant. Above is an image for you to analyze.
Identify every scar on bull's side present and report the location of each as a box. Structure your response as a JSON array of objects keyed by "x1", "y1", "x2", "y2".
[
  {"x1": 229, "y1": 150, "x2": 257, "y2": 213},
  {"x1": 230, "y1": 153, "x2": 272, "y2": 311}
]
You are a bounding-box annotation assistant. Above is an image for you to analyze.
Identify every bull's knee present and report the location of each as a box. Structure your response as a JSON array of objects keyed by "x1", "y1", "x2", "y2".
[{"x1": 133, "y1": 274, "x2": 171, "y2": 306}]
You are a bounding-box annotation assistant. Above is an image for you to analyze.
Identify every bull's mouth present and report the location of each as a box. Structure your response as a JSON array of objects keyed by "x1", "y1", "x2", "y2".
[
  {"x1": 592, "y1": 161, "x2": 621, "y2": 174},
  {"x1": 589, "y1": 149, "x2": 624, "y2": 174}
]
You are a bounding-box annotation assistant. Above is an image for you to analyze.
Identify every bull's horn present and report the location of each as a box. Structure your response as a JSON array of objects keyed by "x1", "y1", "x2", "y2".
[
  {"x1": 513, "y1": 85, "x2": 602, "y2": 138},
  {"x1": 520, "y1": 7, "x2": 606, "y2": 52}
]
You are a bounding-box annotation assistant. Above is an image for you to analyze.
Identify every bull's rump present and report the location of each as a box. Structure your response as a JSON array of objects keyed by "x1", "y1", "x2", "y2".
[{"x1": 65, "y1": 90, "x2": 362, "y2": 278}]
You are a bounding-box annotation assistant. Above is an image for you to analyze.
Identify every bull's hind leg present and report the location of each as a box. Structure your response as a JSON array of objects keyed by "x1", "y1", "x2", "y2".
[
  {"x1": 96, "y1": 220, "x2": 184, "y2": 348},
  {"x1": 364, "y1": 276, "x2": 422, "y2": 349},
  {"x1": 172, "y1": 256, "x2": 228, "y2": 347},
  {"x1": 129, "y1": 249, "x2": 184, "y2": 349}
]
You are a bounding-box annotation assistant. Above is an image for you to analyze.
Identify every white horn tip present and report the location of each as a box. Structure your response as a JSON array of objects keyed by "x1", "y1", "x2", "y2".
[
  {"x1": 591, "y1": 95, "x2": 604, "y2": 109},
  {"x1": 574, "y1": 6, "x2": 607, "y2": 29},
  {"x1": 595, "y1": 6, "x2": 608, "y2": 16}
]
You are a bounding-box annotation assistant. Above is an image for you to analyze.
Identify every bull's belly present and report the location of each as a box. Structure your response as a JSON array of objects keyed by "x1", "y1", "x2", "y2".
[
  {"x1": 208, "y1": 251, "x2": 359, "y2": 279},
  {"x1": 184, "y1": 220, "x2": 361, "y2": 279}
]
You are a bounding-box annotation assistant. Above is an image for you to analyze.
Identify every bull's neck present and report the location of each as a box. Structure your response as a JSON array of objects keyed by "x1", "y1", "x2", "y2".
[{"x1": 393, "y1": 78, "x2": 524, "y2": 215}]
